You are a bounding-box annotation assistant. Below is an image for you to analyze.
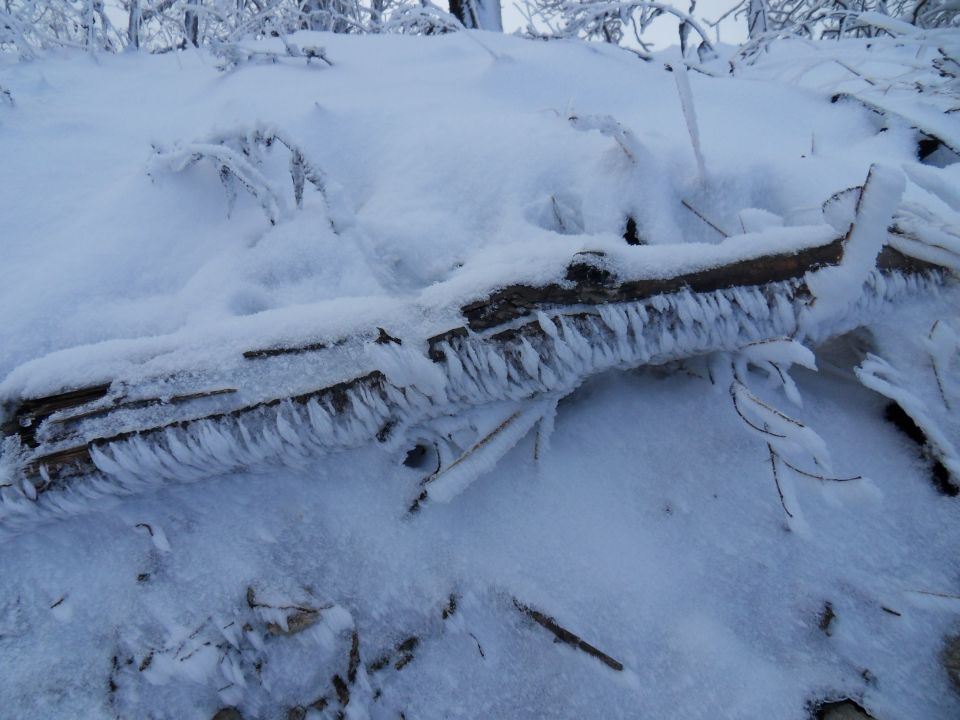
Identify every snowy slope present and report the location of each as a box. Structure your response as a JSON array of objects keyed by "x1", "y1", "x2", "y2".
[
  {"x1": 0, "y1": 31, "x2": 929, "y2": 391},
  {"x1": 1, "y1": 30, "x2": 960, "y2": 720}
]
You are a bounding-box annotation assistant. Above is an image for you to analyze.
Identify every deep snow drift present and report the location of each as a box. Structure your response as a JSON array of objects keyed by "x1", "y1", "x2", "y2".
[{"x1": 1, "y1": 29, "x2": 960, "y2": 720}]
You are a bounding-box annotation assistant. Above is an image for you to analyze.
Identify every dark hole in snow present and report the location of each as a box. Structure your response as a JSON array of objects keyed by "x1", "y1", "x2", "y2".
[
  {"x1": 818, "y1": 602, "x2": 835, "y2": 636},
  {"x1": 403, "y1": 444, "x2": 428, "y2": 468},
  {"x1": 815, "y1": 328, "x2": 875, "y2": 377},
  {"x1": 403, "y1": 441, "x2": 441, "y2": 479},
  {"x1": 920, "y1": 142, "x2": 960, "y2": 168},
  {"x1": 211, "y1": 709, "x2": 244, "y2": 720},
  {"x1": 811, "y1": 698, "x2": 875, "y2": 720},
  {"x1": 623, "y1": 216, "x2": 643, "y2": 246},
  {"x1": 883, "y1": 402, "x2": 958, "y2": 496},
  {"x1": 885, "y1": 403, "x2": 926, "y2": 445},
  {"x1": 944, "y1": 634, "x2": 960, "y2": 694},
  {"x1": 918, "y1": 136, "x2": 943, "y2": 161}
]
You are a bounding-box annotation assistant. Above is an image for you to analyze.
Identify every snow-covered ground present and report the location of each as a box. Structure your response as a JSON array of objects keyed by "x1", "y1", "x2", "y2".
[{"x1": 1, "y1": 29, "x2": 959, "y2": 719}]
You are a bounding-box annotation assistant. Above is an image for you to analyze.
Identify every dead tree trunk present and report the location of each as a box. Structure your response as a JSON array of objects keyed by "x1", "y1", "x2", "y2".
[{"x1": 1, "y1": 230, "x2": 946, "y2": 515}]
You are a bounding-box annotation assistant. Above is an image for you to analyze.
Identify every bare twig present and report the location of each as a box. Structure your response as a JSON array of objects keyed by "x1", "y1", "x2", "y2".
[
  {"x1": 768, "y1": 443, "x2": 794, "y2": 518},
  {"x1": 778, "y1": 455, "x2": 861, "y2": 482},
  {"x1": 908, "y1": 588, "x2": 960, "y2": 600},
  {"x1": 513, "y1": 598, "x2": 624, "y2": 671},
  {"x1": 681, "y1": 199, "x2": 729, "y2": 238},
  {"x1": 928, "y1": 320, "x2": 952, "y2": 411},
  {"x1": 729, "y1": 383, "x2": 788, "y2": 438}
]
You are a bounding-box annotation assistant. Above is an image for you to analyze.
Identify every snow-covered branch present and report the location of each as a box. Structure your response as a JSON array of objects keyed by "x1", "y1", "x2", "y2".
[{"x1": 150, "y1": 125, "x2": 329, "y2": 225}]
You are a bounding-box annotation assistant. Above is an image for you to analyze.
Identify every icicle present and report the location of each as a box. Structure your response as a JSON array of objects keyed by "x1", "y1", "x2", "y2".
[{"x1": 536, "y1": 311, "x2": 559, "y2": 339}]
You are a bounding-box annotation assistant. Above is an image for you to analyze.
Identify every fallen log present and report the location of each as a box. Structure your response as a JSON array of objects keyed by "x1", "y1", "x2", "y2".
[{"x1": 0, "y1": 214, "x2": 952, "y2": 530}]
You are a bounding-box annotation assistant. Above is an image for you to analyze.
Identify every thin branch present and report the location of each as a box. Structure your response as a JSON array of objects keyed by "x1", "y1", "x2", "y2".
[
  {"x1": 778, "y1": 455, "x2": 861, "y2": 482},
  {"x1": 729, "y1": 383, "x2": 788, "y2": 438},
  {"x1": 681, "y1": 199, "x2": 729, "y2": 238},
  {"x1": 767, "y1": 442, "x2": 794, "y2": 518}
]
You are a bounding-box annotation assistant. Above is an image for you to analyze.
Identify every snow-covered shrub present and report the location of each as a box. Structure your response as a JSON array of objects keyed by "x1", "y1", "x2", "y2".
[
  {"x1": 0, "y1": 0, "x2": 466, "y2": 57},
  {"x1": 151, "y1": 125, "x2": 329, "y2": 225},
  {"x1": 521, "y1": 0, "x2": 716, "y2": 59}
]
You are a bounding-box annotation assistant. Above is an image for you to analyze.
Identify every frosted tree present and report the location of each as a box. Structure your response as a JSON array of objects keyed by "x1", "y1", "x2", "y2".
[
  {"x1": 712, "y1": 0, "x2": 959, "y2": 41},
  {"x1": 1, "y1": 0, "x2": 478, "y2": 56},
  {"x1": 448, "y1": 0, "x2": 503, "y2": 29},
  {"x1": 522, "y1": 0, "x2": 715, "y2": 59}
]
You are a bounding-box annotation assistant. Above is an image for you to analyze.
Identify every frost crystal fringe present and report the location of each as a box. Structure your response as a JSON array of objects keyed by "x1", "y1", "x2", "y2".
[{"x1": 0, "y1": 264, "x2": 941, "y2": 534}]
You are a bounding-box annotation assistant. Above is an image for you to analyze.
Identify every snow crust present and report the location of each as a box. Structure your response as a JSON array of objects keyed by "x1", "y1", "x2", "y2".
[{"x1": 1, "y1": 30, "x2": 959, "y2": 720}]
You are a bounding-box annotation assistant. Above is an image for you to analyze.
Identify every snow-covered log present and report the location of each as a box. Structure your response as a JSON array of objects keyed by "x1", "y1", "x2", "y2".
[{"x1": 0, "y1": 212, "x2": 950, "y2": 530}]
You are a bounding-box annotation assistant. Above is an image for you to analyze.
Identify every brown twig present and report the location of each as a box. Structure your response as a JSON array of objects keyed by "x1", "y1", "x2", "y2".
[
  {"x1": 778, "y1": 455, "x2": 861, "y2": 482},
  {"x1": 928, "y1": 320, "x2": 952, "y2": 410},
  {"x1": 681, "y1": 198, "x2": 729, "y2": 238},
  {"x1": 421, "y1": 410, "x2": 524, "y2": 487},
  {"x1": 767, "y1": 443, "x2": 794, "y2": 519},
  {"x1": 734, "y1": 380, "x2": 808, "y2": 429},
  {"x1": 730, "y1": 383, "x2": 788, "y2": 438},
  {"x1": 513, "y1": 598, "x2": 624, "y2": 671},
  {"x1": 908, "y1": 588, "x2": 960, "y2": 600}
]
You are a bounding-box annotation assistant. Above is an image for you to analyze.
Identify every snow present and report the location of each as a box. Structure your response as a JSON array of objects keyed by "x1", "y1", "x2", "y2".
[
  {"x1": 0, "y1": 32, "x2": 932, "y2": 396},
  {"x1": 804, "y1": 164, "x2": 905, "y2": 327},
  {"x1": 1, "y1": 28, "x2": 959, "y2": 720}
]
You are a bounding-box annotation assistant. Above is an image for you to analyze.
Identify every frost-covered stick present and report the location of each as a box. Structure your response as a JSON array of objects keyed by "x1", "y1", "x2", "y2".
[
  {"x1": 856, "y1": 354, "x2": 960, "y2": 493},
  {"x1": 805, "y1": 164, "x2": 906, "y2": 328},
  {"x1": 94, "y1": 0, "x2": 120, "y2": 51},
  {"x1": 184, "y1": 0, "x2": 200, "y2": 46},
  {"x1": 127, "y1": 0, "x2": 142, "y2": 50},
  {"x1": 152, "y1": 141, "x2": 286, "y2": 224},
  {"x1": 748, "y1": 0, "x2": 769, "y2": 37},
  {"x1": 412, "y1": 397, "x2": 559, "y2": 509},
  {"x1": 679, "y1": 0, "x2": 695, "y2": 56},
  {"x1": 152, "y1": 125, "x2": 331, "y2": 223},
  {"x1": 567, "y1": 113, "x2": 648, "y2": 163},
  {"x1": 84, "y1": 0, "x2": 97, "y2": 55},
  {"x1": 669, "y1": 62, "x2": 708, "y2": 184}
]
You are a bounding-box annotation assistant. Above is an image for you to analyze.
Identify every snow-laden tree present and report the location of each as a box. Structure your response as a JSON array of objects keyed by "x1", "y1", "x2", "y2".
[
  {"x1": 1, "y1": 0, "x2": 482, "y2": 56},
  {"x1": 713, "y1": 0, "x2": 959, "y2": 41},
  {"x1": 521, "y1": 0, "x2": 716, "y2": 59},
  {"x1": 521, "y1": 0, "x2": 958, "y2": 56},
  {"x1": 448, "y1": 0, "x2": 502, "y2": 29}
]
